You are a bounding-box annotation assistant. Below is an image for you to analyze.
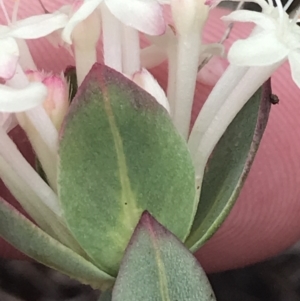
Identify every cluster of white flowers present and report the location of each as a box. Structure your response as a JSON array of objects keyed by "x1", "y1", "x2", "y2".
[{"x1": 0, "y1": 0, "x2": 299, "y2": 217}]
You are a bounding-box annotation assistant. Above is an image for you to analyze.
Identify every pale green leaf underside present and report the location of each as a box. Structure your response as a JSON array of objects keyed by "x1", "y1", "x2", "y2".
[{"x1": 112, "y1": 212, "x2": 216, "y2": 301}]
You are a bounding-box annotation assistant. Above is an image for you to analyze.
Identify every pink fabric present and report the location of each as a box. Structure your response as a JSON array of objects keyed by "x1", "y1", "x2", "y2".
[{"x1": 0, "y1": 1, "x2": 300, "y2": 272}]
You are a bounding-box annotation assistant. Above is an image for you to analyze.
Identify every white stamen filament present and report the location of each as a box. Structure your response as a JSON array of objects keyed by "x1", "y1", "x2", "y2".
[
  {"x1": 12, "y1": 0, "x2": 20, "y2": 23},
  {"x1": 284, "y1": 0, "x2": 295, "y2": 10},
  {"x1": 274, "y1": 0, "x2": 284, "y2": 25},
  {"x1": 0, "y1": 0, "x2": 11, "y2": 24}
]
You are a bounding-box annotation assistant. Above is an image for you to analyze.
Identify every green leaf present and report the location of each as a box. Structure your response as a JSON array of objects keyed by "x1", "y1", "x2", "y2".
[
  {"x1": 0, "y1": 197, "x2": 114, "y2": 290},
  {"x1": 58, "y1": 63, "x2": 196, "y2": 276},
  {"x1": 112, "y1": 212, "x2": 216, "y2": 301},
  {"x1": 185, "y1": 80, "x2": 272, "y2": 251},
  {"x1": 0, "y1": 152, "x2": 84, "y2": 256},
  {"x1": 98, "y1": 290, "x2": 112, "y2": 301}
]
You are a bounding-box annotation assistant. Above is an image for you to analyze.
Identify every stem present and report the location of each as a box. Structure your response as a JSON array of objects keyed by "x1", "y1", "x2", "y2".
[
  {"x1": 74, "y1": 46, "x2": 97, "y2": 86},
  {"x1": 122, "y1": 25, "x2": 140, "y2": 75},
  {"x1": 101, "y1": 4, "x2": 122, "y2": 72},
  {"x1": 172, "y1": 33, "x2": 201, "y2": 139}
]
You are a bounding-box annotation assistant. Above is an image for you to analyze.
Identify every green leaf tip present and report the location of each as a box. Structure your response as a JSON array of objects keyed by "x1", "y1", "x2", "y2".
[
  {"x1": 112, "y1": 211, "x2": 216, "y2": 301},
  {"x1": 58, "y1": 63, "x2": 197, "y2": 276},
  {"x1": 186, "y1": 80, "x2": 272, "y2": 251},
  {"x1": 61, "y1": 63, "x2": 163, "y2": 128}
]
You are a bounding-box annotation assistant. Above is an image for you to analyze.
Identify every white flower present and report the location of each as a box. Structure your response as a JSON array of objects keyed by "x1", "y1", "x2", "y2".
[
  {"x1": 222, "y1": 0, "x2": 300, "y2": 87},
  {"x1": 0, "y1": 1, "x2": 68, "y2": 112},
  {"x1": 0, "y1": 36, "x2": 19, "y2": 79},
  {"x1": 0, "y1": 10, "x2": 68, "y2": 79},
  {"x1": 62, "y1": 0, "x2": 166, "y2": 44},
  {"x1": 0, "y1": 82, "x2": 48, "y2": 113}
]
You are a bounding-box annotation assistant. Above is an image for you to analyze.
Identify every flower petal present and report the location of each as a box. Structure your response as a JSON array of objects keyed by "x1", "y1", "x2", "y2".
[
  {"x1": 62, "y1": 0, "x2": 102, "y2": 44},
  {"x1": 0, "y1": 37, "x2": 19, "y2": 79},
  {"x1": 105, "y1": 0, "x2": 165, "y2": 35},
  {"x1": 0, "y1": 82, "x2": 47, "y2": 113},
  {"x1": 288, "y1": 50, "x2": 300, "y2": 88},
  {"x1": 228, "y1": 32, "x2": 289, "y2": 66},
  {"x1": 9, "y1": 13, "x2": 68, "y2": 39},
  {"x1": 222, "y1": 10, "x2": 276, "y2": 30},
  {"x1": 131, "y1": 68, "x2": 170, "y2": 113},
  {"x1": 0, "y1": 25, "x2": 10, "y2": 36}
]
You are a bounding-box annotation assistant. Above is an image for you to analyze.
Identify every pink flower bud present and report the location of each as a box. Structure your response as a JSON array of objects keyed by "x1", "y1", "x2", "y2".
[
  {"x1": 131, "y1": 68, "x2": 170, "y2": 113},
  {"x1": 26, "y1": 70, "x2": 69, "y2": 130},
  {"x1": 42, "y1": 74, "x2": 69, "y2": 130}
]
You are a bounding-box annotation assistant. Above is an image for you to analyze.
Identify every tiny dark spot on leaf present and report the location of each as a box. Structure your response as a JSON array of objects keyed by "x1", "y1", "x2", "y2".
[{"x1": 124, "y1": 202, "x2": 128, "y2": 205}]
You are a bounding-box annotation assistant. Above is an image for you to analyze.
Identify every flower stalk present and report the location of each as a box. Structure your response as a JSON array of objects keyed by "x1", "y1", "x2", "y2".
[
  {"x1": 101, "y1": 4, "x2": 122, "y2": 72},
  {"x1": 170, "y1": 0, "x2": 209, "y2": 139}
]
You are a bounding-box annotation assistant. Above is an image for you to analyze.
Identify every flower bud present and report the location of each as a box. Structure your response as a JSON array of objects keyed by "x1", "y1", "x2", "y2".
[
  {"x1": 26, "y1": 70, "x2": 69, "y2": 130},
  {"x1": 42, "y1": 75, "x2": 69, "y2": 130},
  {"x1": 131, "y1": 68, "x2": 170, "y2": 113}
]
